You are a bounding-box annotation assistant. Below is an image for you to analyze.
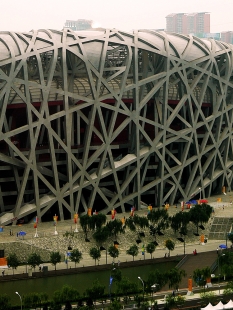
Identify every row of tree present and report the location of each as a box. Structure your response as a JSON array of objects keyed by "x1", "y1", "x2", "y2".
[
  {"x1": 7, "y1": 238, "x2": 175, "y2": 273},
  {"x1": 5, "y1": 260, "x2": 233, "y2": 310},
  {"x1": 0, "y1": 265, "x2": 187, "y2": 310},
  {"x1": 78, "y1": 204, "x2": 213, "y2": 249}
]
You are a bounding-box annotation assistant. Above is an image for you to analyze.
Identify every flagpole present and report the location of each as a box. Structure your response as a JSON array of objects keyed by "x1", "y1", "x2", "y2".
[
  {"x1": 54, "y1": 214, "x2": 58, "y2": 235},
  {"x1": 34, "y1": 227, "x2": 39, "y2": 238},
  {"x1": 74, "y1": 213, "x2": 78, "y2": 232},
  {"x1": 34, "y1": 216, "x2": 39, "y2": 238}
]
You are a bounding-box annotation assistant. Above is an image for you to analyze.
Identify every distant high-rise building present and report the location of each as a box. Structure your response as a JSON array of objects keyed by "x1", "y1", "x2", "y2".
[
  {"x1": 221, "y1": 31, "x2": 233, "y2": 44},
  {"x1": 64, "y1": 19, "x2": 93, "y2": 31},
  {"x1": 166, "y1": 12, "x2": 210, "y2": 35}
]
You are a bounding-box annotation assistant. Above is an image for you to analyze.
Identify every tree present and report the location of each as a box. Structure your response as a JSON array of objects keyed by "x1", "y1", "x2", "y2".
[
  {"x1": 79, "y1": 214, "x2": 91, "y2": 240},
  {"x1": 146, "y1": 242, "x2": 156, "y2": 259},
  {"x1": 147, "y1": 209, "x2": 170, "y2": 240},
  {"x1": 126, "y1": 244, "x2": 139, "y2": 261},
  {"x1": 167, "y1": 268, "x2": 186, "y2": 291},
  {"x1": 7, "y1": 253, "x2": 20, "y2": 275},
  {"x1": 126, "y1": 214, "x2": 149, "y2": 240},
  {"x1": 193, "y1": 268, "x2": 206, "y2": 287},
  {"x1": 165, "y1": 239, "x2": 175, "y2": 256},
  {"x1": 189, "y1": 204, "x2": 212, "y2": 235},
  {"x1": 170, "y1": 211, "x2": 190, "y2": 235},
  {"x1": 85, "y1": 279, "x2": 105, "y2": 305},
  {"x1": 106, "y1": 219, "x2": 125, "y2": 241},
  {"x1": 147, "y1": 269, "x2": 168, "y2": 293},
  {"x1": 108, "y1": 245, "x2": 119, "y2": 262},
  {"x1": 0, "y1": 294, "x2": 11, "y2": 310},
  {"x1": 27, "y1": 252, "x2": 42, "y2": 272},
  {"x1": 108, "y1": 299, "x2": 122, "y2": 310},
  {"x1": 90, "y1": 213, "x2": 107, "y2": 230},
  {"x1": 53, "y1": 285, "x2": 79, "y2": 304},
  {"x1": 23, "y1": 292, "x2": 48, "y2": 310},
  {"x1": 50, "y1": 252, "x2": 61, "y2": 270},
  {"x1": 70, "y1": 249, "x2": 82, "y2": 268},
  {"x1": 92, "y1": 226, "x2": 110, "y2": 248},
  {"x1": 116, "y1": 276, "x2": 138, "y2": 305},
  {"x1": 89, "y1": 247, "x2": 101, "y2": 265}
]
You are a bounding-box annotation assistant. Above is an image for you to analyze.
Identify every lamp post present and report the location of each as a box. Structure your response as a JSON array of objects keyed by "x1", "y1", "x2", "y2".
[
  {"x1": 109, "y1": 267, "x2": 116, "y2": 301},
  {"x1": 151, "y1": 283, "x2": 158, "y2": 304},
  {"x1": 138, "y1": 276, "x2": 145, "y2": 301},
  {"x1": 15, "y1": 291, "x2": 22, "y2": 310},
  {"x1": 218, "y1": 253, "x2": 225, "y2": 295}
]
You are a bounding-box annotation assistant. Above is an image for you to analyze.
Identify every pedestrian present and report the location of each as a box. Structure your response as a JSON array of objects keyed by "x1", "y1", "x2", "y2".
[
  {"x1": 217, "y1": 248, "x2": 219, "y2": 255},
  {"x1": 9, "y1": 229, "x2": 11, "y2": 236},
  {"x1": 223, "y1": 205, "x2": 225, "y2": 210},
  {"x1": 2, "y1": 270, "x2": 4, "y2": 276}
]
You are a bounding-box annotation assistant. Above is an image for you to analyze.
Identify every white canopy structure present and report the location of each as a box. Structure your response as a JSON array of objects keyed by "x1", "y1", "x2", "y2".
[
  {"x1": 201, "y1": 303, "x2": 216, "y2": 310},
  {"x1": 201, "y1": 300, "x2": 233, "y2": 310},
  {"x1": 223, "y1": 300, "x2": 233, "y2": 309}
]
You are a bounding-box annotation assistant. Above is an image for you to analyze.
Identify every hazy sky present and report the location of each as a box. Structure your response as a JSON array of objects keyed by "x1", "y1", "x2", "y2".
[{"x1": 1, "y1": 0, "x2": 233, "y2": 33}]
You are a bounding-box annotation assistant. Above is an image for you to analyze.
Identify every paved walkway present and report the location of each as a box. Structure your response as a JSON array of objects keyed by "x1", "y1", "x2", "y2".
[{"x1": 0, "y1": 190, "x2": 232, "y2": 275}]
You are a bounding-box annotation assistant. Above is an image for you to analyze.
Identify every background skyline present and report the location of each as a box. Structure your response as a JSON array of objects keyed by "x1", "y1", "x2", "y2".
[{"x1": 1, "y1": 0, "x2": 233, "y2": 34}]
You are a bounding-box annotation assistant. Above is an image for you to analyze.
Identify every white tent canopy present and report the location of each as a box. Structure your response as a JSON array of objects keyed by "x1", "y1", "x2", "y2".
[
  {"x1": 201, "y1": 300, "x2": 233, "y2": 310},
  {"x1": 201, "y1": 303, "x2": 216, "y2": 310},
  {"x1": 224, "y1": 300, "x2": 233, "y2": 309},
  {"x1": 214, "y1": 301, "x2": 224, "y2": 309}
]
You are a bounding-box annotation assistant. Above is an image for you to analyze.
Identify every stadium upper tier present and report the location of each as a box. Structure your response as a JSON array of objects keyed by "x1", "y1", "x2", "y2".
[{"x1": 0, "y1": 28, "x2": 232, "y2": 225}]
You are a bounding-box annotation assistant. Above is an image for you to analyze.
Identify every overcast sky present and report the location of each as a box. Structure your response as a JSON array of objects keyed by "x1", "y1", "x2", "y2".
[{"x1": 1, "y1": 0, "x2": 233, "y2": 33}]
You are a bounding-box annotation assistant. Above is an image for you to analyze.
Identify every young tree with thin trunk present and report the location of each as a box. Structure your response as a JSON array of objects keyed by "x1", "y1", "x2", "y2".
[
  {"x1": 126, "y1": 244, "x2": 139, "y2": 261},
  {"x1": 27, "y1": 253, "x2": 42, "y2": 272},
  {"x1": 7, "y1": 253, "x2": 20, "y2": 275},
  {"x1": 70, "y1": 249, "x2": 82, "y2": 268},
  {"x1": 146, "y1": 242, "x2": 156, "y2": 259},
  {"x1": 50, "y1": 251, "x2": 61, "y2": 270},
  {"x1": 89, "y1": 247, "x2": 101, "y2": 266},
  {"x1": 165, "y1": 239, "x2": 175, "y2": 256}
]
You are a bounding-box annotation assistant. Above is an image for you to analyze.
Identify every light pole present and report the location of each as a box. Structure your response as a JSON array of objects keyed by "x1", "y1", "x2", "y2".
[
  {"x1": 138, "y1": 276, "x2": 145, "y2": 301},
  {"x1": 151, "y1": 283, "x2": 158, "y2": 304},
  {"x1": 218, "y1": 253, "x2": 225, "y2": 295},
  {"x1": 199, "y1": 187, "x2": 201, "y2": 201},
  {"x1": 15, "y1": 291, "x2": 22, "y2": 310},
  {"x1": 109, "y1": 267, "x2": 116, "y2": 301}
]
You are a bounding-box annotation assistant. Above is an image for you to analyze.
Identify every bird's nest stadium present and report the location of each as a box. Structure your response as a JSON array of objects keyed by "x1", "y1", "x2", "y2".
[{"x1": 0, "y1": 28, "x2": 232, "y2": 225}]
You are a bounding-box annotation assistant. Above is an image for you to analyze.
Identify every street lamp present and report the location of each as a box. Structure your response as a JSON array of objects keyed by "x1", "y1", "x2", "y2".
[
  {"x1": 109, "y1": 267, "x2": 116, "y2": 301},
  {"x1": 218, "y1": 253, "x2": 225, "y2": 295},
  {"x1": 15, "y1": 292, "x2": 22, "y2": 310},
  {"x1": 151, "y1": 283, "x2": 158, "y2": 304},
  {"x1": 199, "y1": 188, "x2": 201, "y2": 200},
  {"x1": 138, "y1": 276, "x2": 145, "y2": 300}
]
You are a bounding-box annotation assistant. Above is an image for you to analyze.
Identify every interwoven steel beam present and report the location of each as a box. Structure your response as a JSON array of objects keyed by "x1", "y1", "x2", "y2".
[{"x1": 0, "y1": 28, "x2": 232, "y2": 225}]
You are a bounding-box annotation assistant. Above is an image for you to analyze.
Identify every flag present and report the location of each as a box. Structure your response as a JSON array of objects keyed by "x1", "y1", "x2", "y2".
[
  {"x1": 130, "y1": 206, "x2": 135, "y2": 217},
  {"x1": 142, "y1": 244, "x2": 145, "y2": 255},
  {"x1": 33, "y1": 216, "x2": 38, "y2": 228},
  {"x1": 53, "y1": 215, "x2": 58, "y2": 225},
  {"x1": 109, "y1": 276, "x2": 113, "y2": 285},
  {"x1": 74, "y1": 213, "x2": 78, "y2": 223},
  {"x1": 111, "y1": 208, "x2": 116, "y2": 220}
]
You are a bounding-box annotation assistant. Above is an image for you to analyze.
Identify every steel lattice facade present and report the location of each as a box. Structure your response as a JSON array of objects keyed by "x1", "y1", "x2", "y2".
[{"x1": 0, "y1": 28, "x2": 233, "y2": 225}]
